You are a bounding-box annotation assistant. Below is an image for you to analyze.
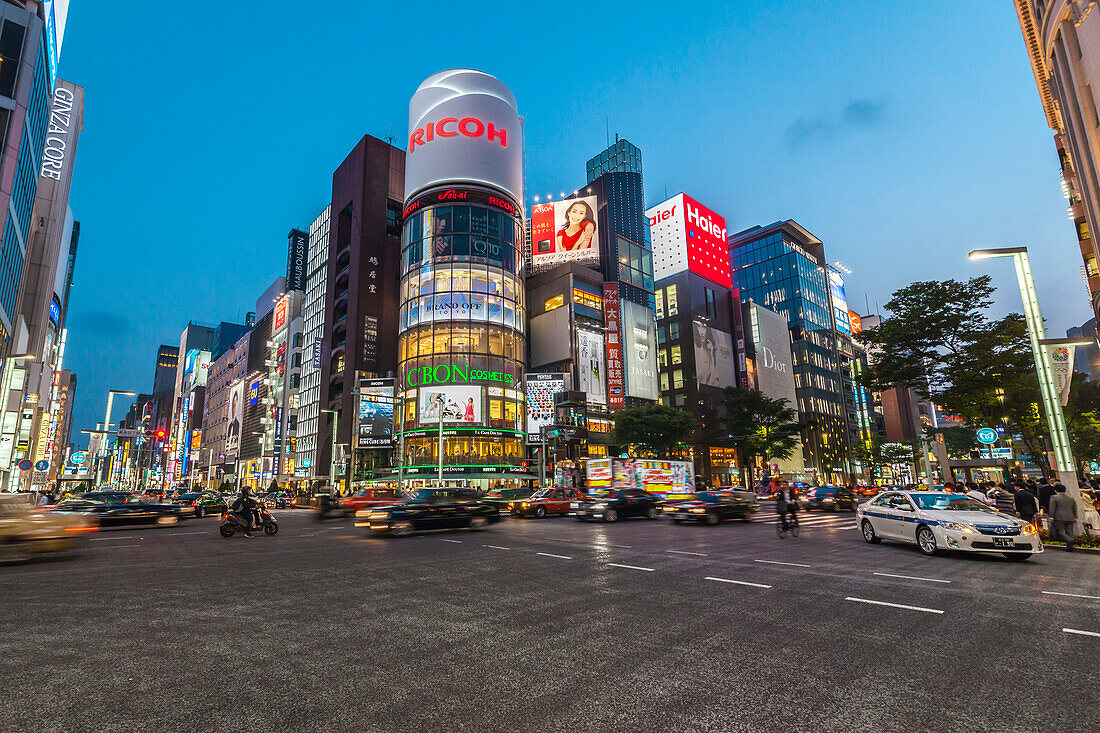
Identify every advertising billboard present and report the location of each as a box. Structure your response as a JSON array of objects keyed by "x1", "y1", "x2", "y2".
[
  {"x1": 358, "y1": 378, "x2": 395, "y2": 447},
  {"x1": 248, "y1": 380, "x2": 260, "y2": 406},
  {"x1": 286, "y1": 229, "x2": 308, "y2": 291},
  {"x1": 848, "y1": 310, "x2": 862, "y2": 334},
  {"x1": 183, "y1": 350, "x2": 211, "y2": 387},
  {"x1": 604, "y1": 284, "x2": 625, "y2": 409},
  {"x1": 748, "y1": 304, "x2": 799, "y2": 410},
  {"x1": 576, "y1": 329, "x2": 607, "y2": 405},
  {"x1": 587, "y1": 458, "x2": 695, "y2": 501},
  {"x1": 692, "y1": 320, "x2": 736, "y2": 388},
  {"x1": 622, "y1": 300, "x2": 659, "y2": 400},
  {"x1": 404, "y1": 69, "x2": 524, "y2": 206},
  {"x1": 525, "y1": 373, "x2": 567, "y2": 441},
  {"x1": 419, "y1": 385, "x2": 482, "y2": 425},
  {"x1": 530, "y1": 196, "x2": 600, "y2": 268},
  {"x1": 273, "y1": 295, "x2": 288, "y2": 333},
  {"x1": 646, "y1": 193, "x2": 731, "y2": 288},
  {"x1": 827, "y1": 269, "x2": 850, "y2": 335},
  {"x1": 225, "y1": 380, "x2": 244, "y2": 454}
]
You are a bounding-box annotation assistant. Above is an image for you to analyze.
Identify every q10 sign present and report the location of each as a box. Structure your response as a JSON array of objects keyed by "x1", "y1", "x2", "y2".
[{"x1": 646, "y1": 193, "x2": 732, "y2": 288}]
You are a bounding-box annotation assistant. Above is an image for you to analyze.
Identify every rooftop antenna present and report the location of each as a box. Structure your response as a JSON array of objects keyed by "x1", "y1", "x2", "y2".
[{"x1": 865, "y1": 293, "x2": 870, "y2": 315}]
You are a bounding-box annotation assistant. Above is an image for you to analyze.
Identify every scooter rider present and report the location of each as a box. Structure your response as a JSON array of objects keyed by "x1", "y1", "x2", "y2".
[{"x1": 231, "y1": 487, "x2": 259, "y2": 537}]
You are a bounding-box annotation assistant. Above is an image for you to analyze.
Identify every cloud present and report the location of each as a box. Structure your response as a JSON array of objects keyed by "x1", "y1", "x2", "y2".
[
  {"x1": 783, "y1": 98, "x2": 886, "y2": 150},
  {"x1": 69, "y1": 311, "x2": 132, "y2": 336}
]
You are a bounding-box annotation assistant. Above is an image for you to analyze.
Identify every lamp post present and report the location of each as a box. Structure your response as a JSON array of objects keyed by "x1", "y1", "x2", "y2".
[
  {"x1": 321, "y1": 408, "x2": 339, "y2": 491},
  {"x1": 101, "y1": 389, "x2": 135, "y2": 488},
  {"x1": 969, "y1": 246, "x2": 1088, "y2": 532}
]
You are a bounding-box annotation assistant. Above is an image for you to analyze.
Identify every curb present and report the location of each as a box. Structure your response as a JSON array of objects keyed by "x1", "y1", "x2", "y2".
[{"x1": 1042, "y1": 543, "x2": 1100, "y2": 555}]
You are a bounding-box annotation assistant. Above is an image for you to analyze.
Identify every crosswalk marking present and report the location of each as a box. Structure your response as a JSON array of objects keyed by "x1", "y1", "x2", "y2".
[{"x1": 760, "y1": 513, "x2": 857, "y2": 529}]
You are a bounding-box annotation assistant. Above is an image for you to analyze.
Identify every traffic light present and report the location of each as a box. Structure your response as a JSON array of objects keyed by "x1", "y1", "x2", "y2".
[{"x1": 155, "y1": 430, "x2": 166, "y2": 439}]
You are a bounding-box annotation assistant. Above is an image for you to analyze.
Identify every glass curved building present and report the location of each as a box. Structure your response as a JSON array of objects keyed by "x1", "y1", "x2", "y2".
[{"x1": 396, "y1": 70, "x2": 527, "y2": 488}]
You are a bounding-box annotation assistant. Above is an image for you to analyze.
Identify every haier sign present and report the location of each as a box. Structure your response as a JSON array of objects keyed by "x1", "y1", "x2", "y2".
[{"x1": 646, "y1": 193, "x2": 732, "y2": 288}]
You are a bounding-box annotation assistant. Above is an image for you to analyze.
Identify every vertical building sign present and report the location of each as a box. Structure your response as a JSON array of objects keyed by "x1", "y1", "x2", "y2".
[
  {"x1": 604, "y1": 283, "x2": 625, "y2": 410},
  {"x1": 286, "y1": 229, "x2": 308, "y2": 291}
]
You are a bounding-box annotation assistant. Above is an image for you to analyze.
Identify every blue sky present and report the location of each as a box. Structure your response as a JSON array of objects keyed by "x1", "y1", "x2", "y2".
[{"x1": 58, "y1": 0, "x2": 1089, "y2": 439}]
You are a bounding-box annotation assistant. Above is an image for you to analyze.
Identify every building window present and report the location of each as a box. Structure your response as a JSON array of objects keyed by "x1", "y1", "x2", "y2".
[
  {"x1": 657, "y1": 325, "x2": 666, "y2": 346},
  {"x1": 655, "y1": 290, "x2": 664, "y2": 319},
  {"x1": 573, "y1": 288, "x2": 602, "y2": 311},
  {"x1": 658, "y1": 348, "x2": 668, "y2": 369},
  {"x1": 673, "y1": 369, "x2": 684, "y2": 389},
  {"x1": 674, "y1": 394, "x2": 686, "y2": 408},
  {"x1": 671, "y1": 346, "x2": 682, "y2": 365},
  {"x1": 666, "y1": 285, "x2": 678, "y2": 316},
  {"x1": 0, "y1": 21, "x2": 24, "y2": 99},
  {"x1": 544, "y1": 294, "x2": 564, "y2": 312},
  {"x1": 669, "y1": 322, "x2": 680, "y2": 341},
  {"x1": 705, "y1": 288, "x2": 717, "y2": 318},
  {"x1": 660, "y1": 372, "x2": 669, "y2": 391}
]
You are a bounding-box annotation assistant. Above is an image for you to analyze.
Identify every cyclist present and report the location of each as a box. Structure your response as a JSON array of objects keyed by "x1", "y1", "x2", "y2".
[{"x1": 775, "y1": 480, "x2": 799, "y2": 533}]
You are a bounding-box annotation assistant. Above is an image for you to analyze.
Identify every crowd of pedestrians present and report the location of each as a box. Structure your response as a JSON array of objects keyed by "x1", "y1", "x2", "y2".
[{"x1": 942, "y1": 477, "x2": 1100, "y2": 552}]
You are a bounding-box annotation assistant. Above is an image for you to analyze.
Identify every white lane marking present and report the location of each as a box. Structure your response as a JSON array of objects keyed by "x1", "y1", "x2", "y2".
[
  {"x1": 705, "y1": 577, "x2": 772, "y2": 589},
  {"x1": 484, "y1": 545, "x2": 511, "y2": 551},
  {"x1": 845, "y1": 597, "x2": 944, "y2": 614},
  {"x1": 91, "y1": 536, "x2": 138, "y2": 542},
  {"x1": 168, "y1": 531, "x2": 206, "y2": 536},
  {"x1": 607, "y1": 562, "x2": 654, "y2": 572},
  {"x1": 97, "y1": 544, "x2": 141, "y2": 549},
  {"x1": 873, "y1": 572, "x2": 951, "y2": 584},
  {"x1": 1063, "y1": 628, "x2": 1100, "y2": 638},
  {"x1": 1044, "y1": 591, "x2": 1100, "y2": 600},
  {"x1": 667, "y1": 550, "x2": 708, "y2": 557},
  {"x1": 536, "y1": 552, "x2": 572, "y2": 560},
  {"x1": 440, "y1": 539, "x2": 462, "y2": 544},
  {"x1": 755, "y1": 559, "x2": 811, "y2": 568}
]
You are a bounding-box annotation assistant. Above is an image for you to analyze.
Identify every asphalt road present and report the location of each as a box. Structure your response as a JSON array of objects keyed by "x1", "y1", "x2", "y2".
[{"x1": 1, "y1": 505, "x2": 1099, "y2": 733}]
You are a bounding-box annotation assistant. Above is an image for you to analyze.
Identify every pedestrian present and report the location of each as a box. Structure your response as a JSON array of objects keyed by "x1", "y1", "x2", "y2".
[
  {"x1": 1048, "y1": 484, "x2": 1078, "y2": 552},
  {"x1": 965, "y1": 482, "x2": 991, "y2": 505},
  {"x1": 1014, "y1": 481, "x2": 1039, "y2": 529},
  {"x1": 1038, "y1": 478, "x2": 1055, "y2": 516}
]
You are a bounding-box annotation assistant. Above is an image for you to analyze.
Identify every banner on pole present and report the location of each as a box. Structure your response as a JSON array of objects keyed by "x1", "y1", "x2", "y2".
[{"x1": 1048, "y1": 344, "x2": 1075, "y2": 406}]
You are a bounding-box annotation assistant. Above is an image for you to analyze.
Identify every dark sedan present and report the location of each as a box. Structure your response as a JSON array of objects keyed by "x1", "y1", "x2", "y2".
[
  {"x1": 802, "y1": 486, "x2": 858, "y2": 512},
  {"x1": 53, "y1": 492, "x2": 187, "y2": 527},
  {"x1": 480, "y1": 487, "x2": 535, "y2": 515},
  {"x1": 664, "y1": 491, "x2": 754, "y2": 525},
  {"x1": 177, "y1": 492, "x2": 229, "y2": 517},
  {"x1": 572, "y1": 489, "x2": 661, "y2": 522},
  {"x1": 353, "y1": 488, "x2": 500, "y2": 536}
]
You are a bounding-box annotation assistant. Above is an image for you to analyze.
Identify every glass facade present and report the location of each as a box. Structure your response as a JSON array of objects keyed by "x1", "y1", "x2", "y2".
[
  {"x1": 732, "y1": 226, "x2": 851, "y2": 479},
  {"x1": 397, "y1": 200, "x2": 527, "y2": 482}
]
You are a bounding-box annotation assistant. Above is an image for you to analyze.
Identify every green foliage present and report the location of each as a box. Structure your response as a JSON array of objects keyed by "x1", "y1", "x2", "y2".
[
  {"x1": 720, "y1": 388, "x2": 805, "y2": 484},
  {"x1": 1065, "y1": 372, "x2": 1100, "y2": 466},
  {"x1": 218, "y1": 480, "x2": 234, "y2": 493},
  {"x1": 931, "y1": 425, "x2": 980, "y2": 459},
  {"x1": 612, "y1": 404, "x2": 697, "y2": 459},
  {"x1": 267, "y1": 479, "x2": 279, "y2": 493}
]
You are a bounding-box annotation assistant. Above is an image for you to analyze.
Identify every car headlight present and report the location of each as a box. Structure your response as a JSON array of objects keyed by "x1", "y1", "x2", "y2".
[
  {"x1": 521, "y1": 502, "x2": 529, "y2": 508},
  {"x1": 1018, "y1": 522, "x2": 1037, "y2": 535},
  {"x1": 938, "y1": 521, "x2": 975, "y2": 533},
  {"x1": 592, "y1": 503, "x2": 607, "y2": 510},
  {"x1": 355, "y1": 509, "x2": 369, "y2": 517},
  {"x1": 689, "y1": 508, "x2": 705, "y2": 514},
  {"x1": 824, "y1": 498, "x2": 834, "y2": 502}
]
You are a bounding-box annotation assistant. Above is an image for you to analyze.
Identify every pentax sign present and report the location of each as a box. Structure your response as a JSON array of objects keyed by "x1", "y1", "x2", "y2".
[{"x1": 646, "y1": 193, "x2": 732, "y2": 288}]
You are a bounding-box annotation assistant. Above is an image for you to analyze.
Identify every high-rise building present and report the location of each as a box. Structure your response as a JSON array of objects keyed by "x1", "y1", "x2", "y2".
[
  {"x1": 0, "y1": 0, "x2": 67, "y2": 353},
  {"x1": 295, "y1": 206, "x2": 329, "y2": 481},
  {"x1": 319, "y1": 135, "x2": 404, "y2": 489},
  {"x1": 1015, "y1": 1, "x2": 1100, "y2": 316},
  {"x1": 199, "y1": 330, "x2": 249, "y2": 488},
  {"x1": 1067, "y1": 319, "x2": 1100, "y2": 381},
  {"x1": 396, "y1": 69, "x2": 528, "y2": 489},
  {"x1": 649, "y1": 193, "x2": 740, "y2": 485},
  {"x1": 730, "y1": 220, "x2": 854, "y2": 482},
  {"x1": 168, "y1": 323, "x2": 215, "y2": 483}
]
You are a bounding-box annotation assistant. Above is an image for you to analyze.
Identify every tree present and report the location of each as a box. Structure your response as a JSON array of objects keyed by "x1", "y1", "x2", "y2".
[
  {"x1": 852, "y1": 435, "x2": 886, "y2": 484},
  {"x1": 860, "y1": 277, "x2": 1050, "y2": 476},
  {"x1": 612, "y1": 404, "x2": 696, "y2": 459},
  {"x1": 268, "y1": 479, "x2": 279, "y2": 494},
  {"x1": 720, "y1": 388, "x2": 805, "y2": 487},
  {"x1": 1065, "y1": 372, "x2": 1100, "y2": 469},
  {"x1": 881, "y1": 443, "x2": 915, "y2": 483}
]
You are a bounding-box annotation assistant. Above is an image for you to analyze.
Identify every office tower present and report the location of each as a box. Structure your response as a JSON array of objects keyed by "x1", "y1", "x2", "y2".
[{"x1": 295, "y1": 206, "x2": 329, "y2": 481}]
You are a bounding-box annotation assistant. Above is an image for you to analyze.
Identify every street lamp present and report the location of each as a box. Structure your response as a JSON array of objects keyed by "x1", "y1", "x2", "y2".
[
  {"x1": 100, "y1": 389, "x2": 135, "y2": 488},
  {"x1": 321, "y1": 408, "x2": 339, "y2": 491},
  {"x1": 969, "y1": 246, "x2": 1087, "y2": 531}
]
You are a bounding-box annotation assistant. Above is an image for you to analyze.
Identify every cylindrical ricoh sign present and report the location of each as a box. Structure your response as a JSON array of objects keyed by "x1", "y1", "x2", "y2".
[{"x1": 404, "y1": 69, "x2": 524, "y2": 206}]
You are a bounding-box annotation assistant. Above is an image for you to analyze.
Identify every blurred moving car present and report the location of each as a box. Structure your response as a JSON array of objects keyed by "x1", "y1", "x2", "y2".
[
  {"x1": 664, "y1": 491, "x2": 754, "y2": 525},
  {"x1": 857, "y1": 490, "x2": 1041, "y2": 560},
  {"x1": 572, "y1": 489, "x2": 661, "y2": 522},
  {"x1": 176, "y1": 491, "x2": 229, "y2": 517},
  {"x1": 53, "y1": 491, "x2": 187, "y2": 527},
  {"x1": 855, "y1": 485, "x2": 879, "y2": 496},
  {"x1": 263, "y1": 491, "x2": 293, "y2": 509},
  {"x1": 0, "y1": 494, "x2": 97, "y2": 563},
  {"x1": 481, "y1": 487, "x2": 535, "y2": 514},
  {"x1": 510, "y1": 488, "x2": 587, "y2": 518},
  {"x1": 317, "y1": 488, "x2": 405, "y2": 519},
  {"x1": 716, "y1": 485, "x2": 760, "y2": 511},
  {"x1": 354, "y1": 488, "x2": 500, "y2": 536},
  {"x1": 802, "y1": 486, "x2": 859, "y2": 512}
]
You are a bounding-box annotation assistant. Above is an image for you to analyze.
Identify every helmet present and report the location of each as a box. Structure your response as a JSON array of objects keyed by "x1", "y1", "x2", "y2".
[{"x1": 241, "y1": 487, "x2": 251, "y2": 497}]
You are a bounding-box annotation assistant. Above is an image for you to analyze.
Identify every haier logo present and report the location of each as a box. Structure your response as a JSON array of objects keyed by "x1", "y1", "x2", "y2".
[
  {"x1": 408, "y1": 117, "x2": 508, "y2": 153},
  {"x1": 648, "y1": 204, "x2": 676, "y2": 227},
  {"x1": 686, "y1": 202, "x2": 726, "y2": 242}
]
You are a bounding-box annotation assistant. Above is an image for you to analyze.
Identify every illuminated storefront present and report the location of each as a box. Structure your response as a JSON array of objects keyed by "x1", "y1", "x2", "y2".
[{"x1": 397, "y1": 70, "x2": 528, "y2": 487}]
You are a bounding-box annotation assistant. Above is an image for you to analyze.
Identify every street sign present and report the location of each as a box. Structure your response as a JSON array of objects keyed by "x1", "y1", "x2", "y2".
[
  {"x1": 991, "y1": 448, "x2": 1013, "y2": 459},
  {"x1": 301, "y1": 458, "x2": 312, "y2": 468},
  {"x1": 976, "y1": 428, "x2": 998, "y2": 445},
  {"x1": 70, "y1": 452, "x2": 86, "y2": 465},
  {"x1": 17, "y1": 459, "x2": 32, "y2": 471},
  {"x1": 34, "y1": 460, "x2": 48, "y2": 471},
  {"x1": 116, "y1": 428, "x2": 141, "y2": 439}
]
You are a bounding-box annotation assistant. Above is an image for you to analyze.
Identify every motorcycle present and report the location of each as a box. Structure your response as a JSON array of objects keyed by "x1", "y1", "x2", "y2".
[{"x1": 219, "y1": 506, "x2": 279, "y2": 538}]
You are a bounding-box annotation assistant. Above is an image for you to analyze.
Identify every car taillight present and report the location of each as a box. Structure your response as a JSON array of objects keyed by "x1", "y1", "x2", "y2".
[
  {"x1": 65, "y1": 526, "x2": 97, "y2": 533},
  {"x1": 191, "y1": 502, "x2": 197, "y2": 507}
]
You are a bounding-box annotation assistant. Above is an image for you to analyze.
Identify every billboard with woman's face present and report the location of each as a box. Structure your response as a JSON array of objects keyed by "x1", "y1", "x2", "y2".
[
  {"x1": 692, "y1": 321, "x2": 736, "y2": 388},
  {"x1": 530, "y1": 196, "x2": 599, "y2": 267},
  {"x1": 419, "y1": 386, "x2": 482, "y2": 425},
  {"x1": 225, "y1": 380, "x2": 243, "y2": 454}
]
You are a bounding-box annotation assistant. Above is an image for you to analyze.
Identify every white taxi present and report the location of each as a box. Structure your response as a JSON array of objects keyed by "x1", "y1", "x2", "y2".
[{"x1": 857, "y1": 491, "x2": 1042, "y2": 561}]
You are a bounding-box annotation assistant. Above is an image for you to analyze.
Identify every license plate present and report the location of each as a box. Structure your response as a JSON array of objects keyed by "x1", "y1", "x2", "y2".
[{"x1": 993, "y1": 537, "x2": 1013, "y2": 548}]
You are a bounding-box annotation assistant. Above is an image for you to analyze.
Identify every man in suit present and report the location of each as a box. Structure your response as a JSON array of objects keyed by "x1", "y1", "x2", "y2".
[{"x1": 1049, "y1": 484, "x2": 1078, "y2": 552}]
